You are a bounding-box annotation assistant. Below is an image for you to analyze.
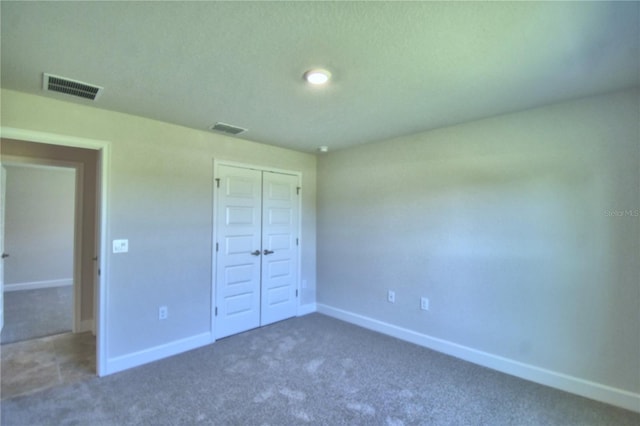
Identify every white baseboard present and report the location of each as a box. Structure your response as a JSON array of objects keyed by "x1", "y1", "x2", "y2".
[
  {"x1": 297, "y1": 303, "x2": 317, "y2": 316},
  {"x1": 317, "y1": 303, "x2": 640, "y2": 413},
  {"x1": 104, "y1": 332, "x2": 212, "y2": 376},
  {"x1": 4, "y1": 278, "x2": 73, "y2": 292}
]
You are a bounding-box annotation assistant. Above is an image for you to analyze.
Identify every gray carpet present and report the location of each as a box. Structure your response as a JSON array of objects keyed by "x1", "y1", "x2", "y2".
[
  {"x1": 2, "y1": 314, "x2": 638, "y2": 425},
  {"x1": 1, "y1": 286, "x2": 73, "y2": 344}
]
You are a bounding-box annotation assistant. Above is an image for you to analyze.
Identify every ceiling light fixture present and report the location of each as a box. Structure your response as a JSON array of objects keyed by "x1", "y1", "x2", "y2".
[
  {"x1": 317, "y1": 146, "x2": 329, "y2": 153},
  {"x1": 304, "y1": 69, "x2": 331, "y2": 85}
]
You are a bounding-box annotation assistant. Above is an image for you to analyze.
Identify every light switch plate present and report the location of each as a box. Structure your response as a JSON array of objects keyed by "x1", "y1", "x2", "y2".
[
  {"x1": 113, "y1": 239, "x2": 129, "y2": 253},
  {"x1": 421, "y1": 297, "x2": 429, "y2": 311}
]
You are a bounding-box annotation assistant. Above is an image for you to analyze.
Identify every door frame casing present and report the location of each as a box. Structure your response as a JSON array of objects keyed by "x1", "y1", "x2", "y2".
[
  {"x1": 211, "y1": 159, "x2": 302, "y2": 342},
  {"x1": 0, "y1": 127, "x2": 110, "y2": 377}
]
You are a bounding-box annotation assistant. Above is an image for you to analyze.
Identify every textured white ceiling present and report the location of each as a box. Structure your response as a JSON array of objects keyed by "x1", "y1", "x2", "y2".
[{"x1": 1, "y1": 1, "x2": 638, "y2": 153}]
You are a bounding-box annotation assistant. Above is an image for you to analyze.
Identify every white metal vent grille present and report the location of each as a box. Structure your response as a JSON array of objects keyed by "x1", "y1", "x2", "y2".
[
  {"x1": 210, "y1": 122, "x2": 247, "y2": 135},
  {"x1": 43, "y1": 73, "x2": 103, "y2": 101}
]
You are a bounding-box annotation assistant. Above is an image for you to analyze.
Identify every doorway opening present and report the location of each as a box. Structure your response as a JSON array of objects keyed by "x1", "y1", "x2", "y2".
[
  {"x1": 1, "y1": 128, "x2": 109, "y2": 390},
  {"x1": 1, "y1": 162, "x2": 77, "y2": 344}
]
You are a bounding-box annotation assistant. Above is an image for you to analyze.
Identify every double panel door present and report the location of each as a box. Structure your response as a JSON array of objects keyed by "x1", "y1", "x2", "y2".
[{"x1": 215, "y1": 165, "x2": 299, "y2": 339}]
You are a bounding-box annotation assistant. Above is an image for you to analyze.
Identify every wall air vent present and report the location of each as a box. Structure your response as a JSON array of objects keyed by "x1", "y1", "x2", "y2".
[
  {"x1": 210, "y1": 122, "x2": 247, "y2": 135},
  {"x1": 43, "y1": 73, "x2": 104, "y2": 101}
]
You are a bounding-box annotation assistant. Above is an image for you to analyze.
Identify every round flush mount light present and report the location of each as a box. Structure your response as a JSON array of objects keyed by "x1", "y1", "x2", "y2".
[
  {"x1": 304, "y1": 69, "x2": 331, "y2": 85},
  {"x1": 317, "y1": 146, "x2": 329, "y2": 153}
]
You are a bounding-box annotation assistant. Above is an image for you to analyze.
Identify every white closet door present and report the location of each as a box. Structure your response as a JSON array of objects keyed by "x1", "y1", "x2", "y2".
[
  {"x1": 215, "y1": 165, "x2": 262, "y2": 339},
  {"x1": 260, "y1": 171, "x2": 299, "y2": 326}
]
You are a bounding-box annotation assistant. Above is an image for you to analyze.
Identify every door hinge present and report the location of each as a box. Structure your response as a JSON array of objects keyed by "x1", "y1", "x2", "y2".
[
  {"x1": 296, "y1": 289, "x2": 299, "y2": 297},
  {"x1": 296, "y1": 238, "x2": 299, "y2": 246},
  {"x1": 215, "y1": 307, "x2": 218, "y2": 316},
  {"x1": 216, "y1": 242, "x2": 219, "y2": 252},
  {"x1": 98, "y1": 268, "x2": 101, "y2": 277},
  {"x1": 296, "y1": 186, "x2": 301, "y2": 195},
  {"x1": 215, "y1": 178, "x2": 221, "y2": 188}
]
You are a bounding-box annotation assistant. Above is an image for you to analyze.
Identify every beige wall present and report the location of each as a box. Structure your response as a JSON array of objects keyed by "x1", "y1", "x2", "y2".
[
  {"x1": 1, "y1": 89, "x2": 317, "y2": 363},
  {"x1": 317, "y1": 88, "x2": 639, "y2": 395}
]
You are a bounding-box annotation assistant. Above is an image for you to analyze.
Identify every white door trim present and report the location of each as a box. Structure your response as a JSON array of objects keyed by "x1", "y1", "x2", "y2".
[
  {"x1": 211, "y1": 159, "x2": 302, "y2": 341},
  {"x1": 1, "y1": 126, "x2": 110, "y2": 377}
]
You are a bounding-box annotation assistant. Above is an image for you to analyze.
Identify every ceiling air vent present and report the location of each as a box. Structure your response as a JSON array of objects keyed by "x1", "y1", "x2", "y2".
[
  {"x1": 43, "y1": 73, "x2": 103, "y2": 101},
  {"x1": 210, "y1": 122, "x2": 247, "y2": 135}
]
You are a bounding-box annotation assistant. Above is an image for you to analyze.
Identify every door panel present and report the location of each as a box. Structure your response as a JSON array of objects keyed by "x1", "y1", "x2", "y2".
[
  {"x1": 215, "y1": 166, "x2": 299, "y2": 338},
  {"x1": 260, "y1": 172, "x2": 298, "y2": 326},
  {"x1": 215, "y1": 165, "x2": 262, "y2": 339}
]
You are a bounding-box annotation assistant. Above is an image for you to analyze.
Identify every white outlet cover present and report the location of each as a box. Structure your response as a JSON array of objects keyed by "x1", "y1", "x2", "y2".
[
  {"x1": 113, "y1": 239, "x2": 129, "y2": 253},
  {"x1": 159, "y1": 306, "x2": 168, "y2": 320}
]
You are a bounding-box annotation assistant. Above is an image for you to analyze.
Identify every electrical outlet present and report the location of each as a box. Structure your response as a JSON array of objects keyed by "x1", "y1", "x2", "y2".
[
  {"x1": 113, "y1": 239, "x2": 128, "y2": 253},
  {"x1": 388, "y1": 290, "x2": 395, "y2": 303},
  {"x1": 159, "y1": 306, "x2": 168, "y2": 320},
  {"x1": 421, "y1": 297, "x2": 429, "y2": 311}
]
